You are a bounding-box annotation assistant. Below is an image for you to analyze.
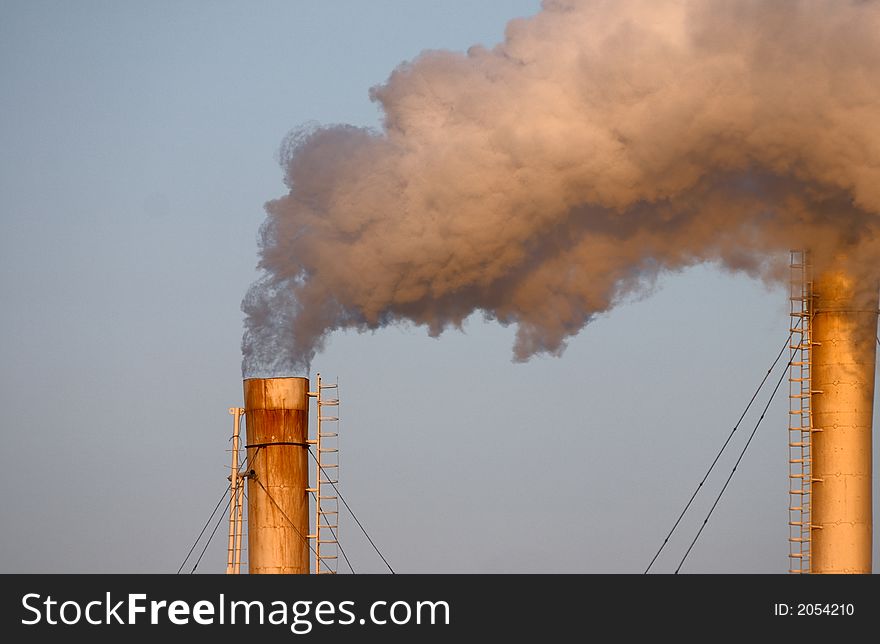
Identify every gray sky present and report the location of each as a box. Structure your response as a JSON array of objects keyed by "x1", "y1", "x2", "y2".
[{"x1": 1, "y1": 0, "x2": 877, "y2": 574}]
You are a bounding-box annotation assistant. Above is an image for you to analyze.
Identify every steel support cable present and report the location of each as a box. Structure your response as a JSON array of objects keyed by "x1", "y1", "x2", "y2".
[
  {"x1": 644, "y1": 325, "x2": 798, "y2": 574},
  {"x1": 243, "y1": 445, "x2": 321, "y2": 564},
  {"x1": 241, "y1": 445, "x2": 355, "y2": 574},
  {"x1": 189, "y1": 494, "x2": 233, "y2": 573},
  {"x1": 251, "y1": 476, "x2": 322, "y2": 563},
  {"x1": 674, "y1": 344, "x2": 794, "y2": 573},
  {"x1": 191, "y1": 446, "x2": 264, "y2": 574},
  {"x1": 177, "y1": 446, "x2": 261, "y2": 574},
  {"x1": 308, "y1": 447, "x2": 396, "y2": 574},
  {"x1": 177, "y1": 489, "x2": 229, "y2": 574}
]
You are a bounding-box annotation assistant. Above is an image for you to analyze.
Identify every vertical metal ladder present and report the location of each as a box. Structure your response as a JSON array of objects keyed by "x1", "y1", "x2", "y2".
[
  {"x1": 226, "y1": 407, "x2": 246, "y2": 574},
  {"x1": 310, "y1": 373, "x2": 340, "y2": 574},
  {"x1": 788, "y1": 250, "x2": 813, "y2": 573}
]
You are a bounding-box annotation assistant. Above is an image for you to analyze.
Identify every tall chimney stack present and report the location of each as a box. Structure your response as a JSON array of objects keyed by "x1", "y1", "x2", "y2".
[
  {"x1": 810, "y1": 266, "x2": 877, "y2": 573},
  {"x1": 243, "y1": 377, "x2": 311, "y2": 574}
]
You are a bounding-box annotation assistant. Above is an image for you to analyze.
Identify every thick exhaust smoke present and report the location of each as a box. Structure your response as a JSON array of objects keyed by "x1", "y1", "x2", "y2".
[{"x1": 242, "y1": 0, "x2": 880, "y2": 377}]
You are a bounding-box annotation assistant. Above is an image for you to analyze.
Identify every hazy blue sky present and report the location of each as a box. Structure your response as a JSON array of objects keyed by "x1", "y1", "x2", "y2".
[{"x1": 1, "y1": 0, "x2": 876, "y2": 574}]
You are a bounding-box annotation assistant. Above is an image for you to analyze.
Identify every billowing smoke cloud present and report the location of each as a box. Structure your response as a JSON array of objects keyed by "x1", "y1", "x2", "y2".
[{"x1": 242, "y1": 0, "x2": 880, "y2": 377}]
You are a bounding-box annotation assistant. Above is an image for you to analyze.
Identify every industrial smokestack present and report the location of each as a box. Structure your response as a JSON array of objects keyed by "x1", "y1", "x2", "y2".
[
  {"x1": 243, "y1": 377, "x2": 310, "y2": 574},
  {"x1": 238, "y1": 0, "x2": 880, "y2": 572},
  {"x1": 810, "y1": 265, "x2": 877, "y2": 573}
]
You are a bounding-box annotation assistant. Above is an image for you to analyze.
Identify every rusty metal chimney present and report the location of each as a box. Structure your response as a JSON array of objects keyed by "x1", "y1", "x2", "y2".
[
  {"x1": 810, "y1": 266, "x2": 877, "y2": 573},
  {"x1": 243, "y1": 377, "x2": 310, "y2": 574}
]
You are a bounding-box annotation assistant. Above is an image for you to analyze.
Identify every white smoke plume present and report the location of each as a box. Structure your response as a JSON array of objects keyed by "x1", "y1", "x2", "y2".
[{"x1": 242, "y1": 0, "x2": 880, "y2": 377}]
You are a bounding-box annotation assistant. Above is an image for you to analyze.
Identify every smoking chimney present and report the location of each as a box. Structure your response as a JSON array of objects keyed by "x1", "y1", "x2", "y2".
[
  {"x1": 238, "y1": 0, "x2": 880, "y2": 573},
  {"x1": 810, "y1": 265, "x2": 877, "y2": 573},
  {"x1": 243, "y1": 377, "x2": 310, "y2": 574}
]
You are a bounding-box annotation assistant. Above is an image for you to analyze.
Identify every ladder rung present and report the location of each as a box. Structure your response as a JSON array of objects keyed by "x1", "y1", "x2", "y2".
[
  {"x1": 790, "y1": 537, "x2": 807, "y2": 542},
  {"x1": 319, "y1": 432, "x2": 338, "y2": 437},
  {"x1": 317, "y1": 539, "x2": 338, "y2": 544},
  {"x1": 319, "y1": 448, "x2": 338, "y2": 453},
  {"x1": 319, "y1": 510, "x2": 338, "y2": 515},
  {"x1": 320, "y1": 384, "x2": 338, "y2": 389},
  {"x1": 319, "y1": 416, "x2": 339, "y2": 421},
  {"x1": 317, "y1": 524, "x2": 339, "y2": 530},
  {"x1": 318, "y1": 555, "x2": 338, "y2": 560}
]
